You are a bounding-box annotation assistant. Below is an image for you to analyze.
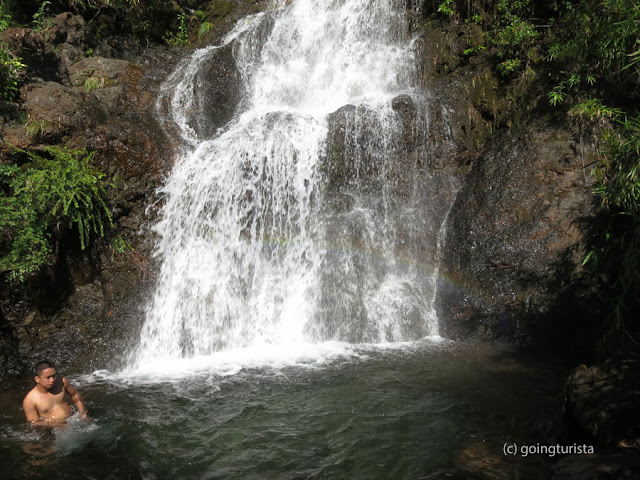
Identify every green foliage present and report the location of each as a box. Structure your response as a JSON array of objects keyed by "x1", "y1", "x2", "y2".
[
  {"x1": 197, "y1": 21, "x2": 213, "y2": 41},
  {"x1": 112, "y1": 235, "x2": 133, "y2": 255},
  {"x1": 25, "y1": 119, "x2": 52, "y2": 137},
  {"x1": 569, "y1": 97, "x2": 622, "y2": 123},
  {"x1": 462, "y1": 45, "x2": 486, "y2": 57},
  {"x1": 596, "y1": 116, "x2": 640, "y2": 214},
  {"x1": 496, "y1": 58, "x2": 522, "y2": 76},
  {"x1": 0, "y1": 4, "x2": 12, "y2": 31},
  {"x1": 547, "y1": 0, "x2": 640, "y2": 90},
  {"x1": 84, "y1": 76, "x2": 105, "y2": 92},
  {"x1": 32, "y1": 1, "x2": 52, "y2": 31},
  {"x1": 0, "y1": 147, "x2": 112, "y2": 282},
  {"x1": 547, "y1": 73, "x2": 596, "y2": 106},
  {"x1": 547, "y1": 85, "x2": 565, "y2": 107},
  {"x1": 0, "y1": 3, "x2": 22, "y2": 100},
  {"x1": 0, "y1": 43, "x2": 25, "y2": 101},
  {"x1": 437, "y1": 0, "x2": 454, "y2": 17},
  {"x1": 581, "y1": 114, "x2": 640, "y2": 353},
  {"x1": 164, "y1": 13, "x2": 189, "y2": 47},
  {"x1": 491, "y1": 0, "x2": 538, "y2": 77}
]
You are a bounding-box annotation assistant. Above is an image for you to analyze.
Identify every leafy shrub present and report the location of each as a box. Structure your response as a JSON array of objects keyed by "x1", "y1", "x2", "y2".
[
  {"x1": 547, "y1": 0, "x2": 640, "y2": 93},
  {"x1": 585, "y1": 115, "x2": 640, "y2": 352},
  {"x1": 0, "y1": 147, "x2": 112, "y2": 282},
  {"x1": 491, "y1": 0, "x2": 538, "y2": 76},
  {"x1": 0, "y1": 4, "x2": 11, "y2": 31},
  {"x1": 197, "y1": 21, "x2": 213, "y2": 41},
  {"x1": 164, "y1": 12, "x2": 189, "y2": 46},
  {"x1": 437, "y1": 0, "x2": 454, "y2": 17},
  {"x1": 0, "y1": 43, "x2": 25, "y2": 101},
  {"x1": 32, "y1": 1, "x2": 52, "y2": 31},
  {"x1": 542, "y1": 1, "x2": 640, "y2": 351},
  {"x1": 0, "y1": 4, "x2": 24, "y2": 101}
]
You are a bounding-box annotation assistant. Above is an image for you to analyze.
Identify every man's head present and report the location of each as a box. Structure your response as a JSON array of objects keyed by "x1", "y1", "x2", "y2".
[
  {"x1": 35, "y1": 360, "x2": 54, "y2": 377},
  {"x1": 34, "y1": 360, "x2": 57, "y2": 390}
]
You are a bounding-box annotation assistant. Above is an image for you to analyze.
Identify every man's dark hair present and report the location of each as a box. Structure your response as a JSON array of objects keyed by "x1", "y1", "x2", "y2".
[{"x1": 34, "y1": 360, "x2": 55, "y2": 377}]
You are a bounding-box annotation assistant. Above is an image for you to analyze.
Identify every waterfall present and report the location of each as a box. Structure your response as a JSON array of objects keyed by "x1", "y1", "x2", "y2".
[{"x1": 130, "y1": 0, "x2": 454, "y2": 366}]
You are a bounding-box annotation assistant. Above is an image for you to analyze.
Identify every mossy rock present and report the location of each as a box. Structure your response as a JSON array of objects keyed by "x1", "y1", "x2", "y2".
[{"x1": 207, "y1": 0, "x2": 233, "y2": 17}]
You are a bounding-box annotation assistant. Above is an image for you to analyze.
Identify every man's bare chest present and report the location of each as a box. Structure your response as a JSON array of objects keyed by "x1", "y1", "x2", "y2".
[{"x1": 35, "y1": 390, "x2": 66, "y2": 414}]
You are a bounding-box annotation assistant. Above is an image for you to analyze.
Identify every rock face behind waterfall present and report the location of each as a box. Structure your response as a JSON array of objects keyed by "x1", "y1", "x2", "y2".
[
  {"x1": 410, "y1": 10, "x2": 603, "y2": 349},
  {"x1": 437, "y1": 125, "x2": 601, "y2": 347}
]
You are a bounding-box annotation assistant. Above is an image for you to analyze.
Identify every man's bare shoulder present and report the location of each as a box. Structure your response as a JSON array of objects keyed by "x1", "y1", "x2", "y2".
[{"x1": 22, "y1": 386, "x2": 39, "y2": 405}]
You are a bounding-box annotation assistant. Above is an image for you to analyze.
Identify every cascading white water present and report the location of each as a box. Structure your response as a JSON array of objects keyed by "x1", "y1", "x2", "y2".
[{"x1": 131, "y1": 0, "x2": 450, "y2": 366}]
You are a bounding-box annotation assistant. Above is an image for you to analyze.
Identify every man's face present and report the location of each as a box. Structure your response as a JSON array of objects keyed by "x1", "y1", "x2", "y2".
[{"x1": 35, "y1": 367, "x2": 57, "y2": 390}]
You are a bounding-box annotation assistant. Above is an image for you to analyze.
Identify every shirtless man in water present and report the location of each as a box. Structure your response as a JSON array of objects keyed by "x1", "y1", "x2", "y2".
[{"x1": 22, "y1": 361, "x2": 88, "y2": 425}]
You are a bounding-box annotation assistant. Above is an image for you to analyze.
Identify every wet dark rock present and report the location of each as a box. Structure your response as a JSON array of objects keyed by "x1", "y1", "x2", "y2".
[
  {"x1": 553, "y1": 351, "x2": 640, "y2": 479},
  {"x1": 0, "y1": 28, "x2": 70, "y2": 85},
  {"x1": 551, "y1": 451, "x2": 640, "y2": 480},
  {"x1": 325, "y1": 103, "x2": 381, "y2": 189},
  {"x1": 319, "y1": 93, "x2": 461, "y2": 341},
  {"x1": 181, "y1": 43, "x2": 242, "y2": 139},
  {"x1": 391, "y1": 94, "x2": 420, "y2": 153},
  {"x1": 68, "y1": 57, "x2": 135, "y2": 88},
  {"x1": 563, "y1": 350, "x2": 640, "y2": 447},
  {"x1": 0, "y1": 101, "x2": 23, "y2": 127},
  {"x1": 0, "y1": 320, "x2": 21, "y2": 378},
  {"x1": 20, "y1": 81, "x2": 106, "y2": 143},
  {"x1": 325, "y1": 96, "x2": 454, "y2": 189},
  {"x1": 90, "y1": 113, "x2": 167, "y2": 181},
  {"x1": 454, "y1": 441, "x2": 549, "y2": 480},
  {"x1": 48, "y1": 13, "x2": 89, "y2": 47},
  {"x1": 438, "y1": 124, "x2": 601, "y2": 348},
  {"x1": 49, "y1": 14, "x2": 90, "y2": 66}
]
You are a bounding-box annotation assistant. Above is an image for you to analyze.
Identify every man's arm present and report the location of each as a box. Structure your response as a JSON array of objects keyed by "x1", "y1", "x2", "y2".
[
  {"x1": 22, "y1": 395, "x2": 41, "y2": 424},
  {"x1": 63, "y1": 377, "x2": 88, "y2": 418}
]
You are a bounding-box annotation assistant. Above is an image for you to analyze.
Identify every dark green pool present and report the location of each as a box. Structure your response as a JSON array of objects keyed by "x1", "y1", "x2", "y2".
[{"x1": 0, "y1": 341, "x2": 574, "y2": 479}]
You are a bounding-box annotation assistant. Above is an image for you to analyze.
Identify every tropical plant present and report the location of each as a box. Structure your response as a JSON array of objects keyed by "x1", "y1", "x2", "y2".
[
  {"x1": 491, "y1": 0, "x2": 538, "y2": 76},
  {"x1": 0, "y1": 4, "x2": 11, "y2": 31},
  {"x1": 0, "y1": 43, "x2": 25, "y2": 101},
  {"x1": 32, "y1": 1, "x2": 52, "y2": 30},
  {"x1": 0, "y1": 147, "x2": 112, "y2": 282},
  {"x1": 197, "y1": 21, "x2": 213, "y2": 41},
  {"x1": 164, "y1": 12, "x2": 189, "y2": 46},
  {"x1": 543, "y1": 0, "x2": 640, "y2": 352},
  {"x1": 584, "y1": 115, "x2": 640, "y2": 353},
  {"x1": 437, "y1": 0, "x2": 454, "y2": 17}
]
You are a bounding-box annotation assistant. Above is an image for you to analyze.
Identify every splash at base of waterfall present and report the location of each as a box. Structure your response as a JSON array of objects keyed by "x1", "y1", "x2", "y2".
[{"x1": 110, "y1": 337, "x2": 445, "y2": 382}]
